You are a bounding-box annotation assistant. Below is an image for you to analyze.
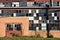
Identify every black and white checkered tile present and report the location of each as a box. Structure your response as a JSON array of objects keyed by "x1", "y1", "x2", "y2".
[
  {"x1": 28, "y1": 10, "x2": 59, "y2": 30},
  {"x1": 28, "y1": 9, "x2": 47, "y2": 30}
]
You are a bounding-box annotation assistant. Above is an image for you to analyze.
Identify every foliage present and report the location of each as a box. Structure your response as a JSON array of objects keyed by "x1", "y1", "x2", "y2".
[{"x1": 0, "y1": 37, "x2": 60, "y2": 40}]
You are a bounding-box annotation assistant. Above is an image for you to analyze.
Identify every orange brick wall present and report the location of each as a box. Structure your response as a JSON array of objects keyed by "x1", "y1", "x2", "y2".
[
  {"x1": 0, "y1": 17, "x2": 29, "y2": 37},
  {"x1": 28, "y1": 30, "x2": 60, "y2": 38}
]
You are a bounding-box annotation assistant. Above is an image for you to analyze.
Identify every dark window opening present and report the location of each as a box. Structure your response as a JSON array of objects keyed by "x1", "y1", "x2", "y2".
[
  {"x1": 29, "y1": 24, "x2": 34, "y2": 30},
  {"x1": 6, "y1": 24, "x2": 13, "y2": 30},
  {"x1": 6, "y1": 24, "x2": 21, "y2": 31},
  {"x1": 49, "y1": 24, "x2": 59, "y2": 30},
  {"x1": 15, "y1": 24, "x2": 21, "y2": 31},
  {"x1": 29, "y1": 24, "x2": 41, "y2": 30}
]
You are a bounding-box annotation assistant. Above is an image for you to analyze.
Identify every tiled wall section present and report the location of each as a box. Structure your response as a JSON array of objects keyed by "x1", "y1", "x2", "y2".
[
  {"x1": 0, "y1": 9, "x2": 59, "y2": 31},
  {"x1": 0, "y1": 2, "x2": 48, "y2": 7},
  {"x1": 0, "y1": 1, "x2": 60, "y2": 7}
]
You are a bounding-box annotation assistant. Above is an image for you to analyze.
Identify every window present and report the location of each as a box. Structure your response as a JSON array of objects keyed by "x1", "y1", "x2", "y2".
[
  {"x1": 6, "y1": 24, "x2": 21, "y2": 31},
  {"x1": 15, "y1": 24, "x2": 21, "y2": 31},
  {"x1": 29, "y1": 24, "x2": 34, "y2": 30},
  {"x1": 49, "y1": 12, "x2": 59, "y2": 30},
  {"x1": 6, "y1": 24, "x2": 13, "y2": 30},
  {"x1": 29, "y1": 24, "x2": 41, "y2": 30},
  {"x1": 49, "y1": 24, "x2": 59, "y2": 30}
]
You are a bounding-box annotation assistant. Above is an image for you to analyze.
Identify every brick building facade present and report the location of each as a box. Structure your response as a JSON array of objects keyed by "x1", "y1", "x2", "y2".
[{"x1": 0, "y1": 0, "x2": 60, "y2": 38}]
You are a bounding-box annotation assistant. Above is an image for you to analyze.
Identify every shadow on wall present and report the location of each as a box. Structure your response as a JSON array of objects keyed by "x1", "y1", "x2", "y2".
[{"x1": 47, "y1": 33, "x2": 53, "y2": 38}]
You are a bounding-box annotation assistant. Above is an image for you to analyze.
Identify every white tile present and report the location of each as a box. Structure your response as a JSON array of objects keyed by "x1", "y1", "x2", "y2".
[
  {"x1": 36, "y1": 9, "x2": 39, "y2": 13},
  {"x1": 47, "y1": 20, "x2": 49, "y2": 23},
  {"x1": 41, "y1": 23, "x2": 46, "y2": 27},
  {"x1": 33, "y1": 13, "x2": 36, "y2": 17},
  {"x1": 29, "y1": 9, "x2": 32, "y2": 13},
  {"x1": 59, "y1": 2, "x2": 60, "y2": 6},
  {"x1": 0, "y1": 10, "x2": 2, "y2": 14},
  {"x1": 52, "y1": 13, "x2": 54, "y2": 17},
  {"x1": 12, "y1": 4, "x2": 15, "y2": 6},
  {"x1": 36, "y1": 27, "x2": 39, "y2": 31},
  {"x1": 29, "y1": 17, "x2": 34, "y2": 20},
  {"x1": 41, "y1": 28, "x2": 46, "y2": 30},
  {"x1": 39, "y1": 17, "x2": 42, "y2": 20},
  {"x1": 41, "y1": 23, "x2": 46, "y2": 30},
  {"x1": 12, "y1": 2, "x2": 19, "y2": 7},
  {"x1": 54, "y1": 16, "x2": 57, "y2": 20},
  {"x1": 34, "y1": 20, "x2": 39, "y2": 24},
  {"x1": 13, "y1": 13, "x2": 16, "y2": 17}
]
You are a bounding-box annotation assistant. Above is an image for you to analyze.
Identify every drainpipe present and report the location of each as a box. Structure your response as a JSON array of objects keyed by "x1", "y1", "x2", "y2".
[{"x1": 46, "y1": 4, "x2": 50, "y2": 38}]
